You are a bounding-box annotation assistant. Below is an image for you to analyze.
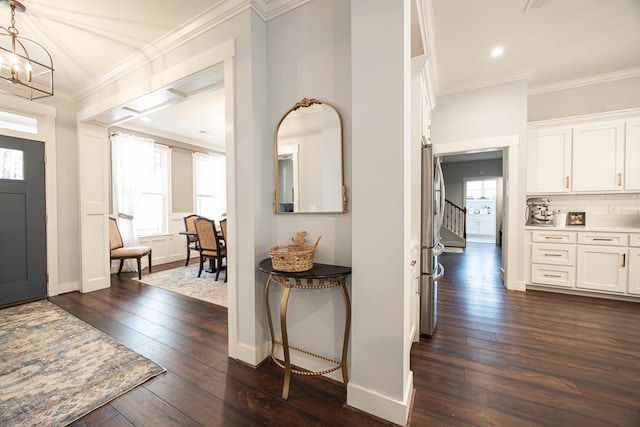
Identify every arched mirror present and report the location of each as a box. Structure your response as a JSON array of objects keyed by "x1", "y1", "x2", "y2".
[{"x1": 274, "y1": 98, "x2": 346, "y2": 214}]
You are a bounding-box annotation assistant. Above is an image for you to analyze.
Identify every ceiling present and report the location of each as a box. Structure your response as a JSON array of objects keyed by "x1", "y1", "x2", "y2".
[
  {"x1": 2, "y1": 0, "x2": 640, "y2": 150},
  {"x1": 427, "y1": 0, "x2": 640, "y2": 96}
]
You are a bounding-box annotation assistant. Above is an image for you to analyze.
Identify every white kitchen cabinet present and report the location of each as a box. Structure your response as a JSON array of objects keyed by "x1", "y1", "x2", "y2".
[
  {"x1": 629, "y1": 249, "x2": 640, "y2": 295},
  {"x1": 576, "y1": 246, "x2": 627, "y2": 293},
  {"x1": 629, "y1": 235, "x2": 640, "y2": 295},
  {"x1": 625, "y1": 119, "x2": 640, "y2": 190},
  {"x1": 571, "y1": 121, "x2": 625, "y2": 192},
  {"x1": 527, "y1": 127, "x2": 572, "y2": 193},
  {"x1": 530, "y1": 230, "x2": 576, "y2": 288},
  {"x1": 467, "y1": 215, "x2": 495, "y2": 236}
]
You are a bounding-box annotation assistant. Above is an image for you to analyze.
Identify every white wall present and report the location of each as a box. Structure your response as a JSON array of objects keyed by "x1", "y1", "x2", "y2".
[
  {"x1": 265, "y1": 0, "x2": 352, "y2": 382},
  {"x1": 529, "y1": 76, "x2": 640, "y2": 122},
  {"x1": 350, "y1": 0, "x2": 413, "y2": 425},
  {"x1": 36, "y1": 97, "x2": 80, "y2": 292}
]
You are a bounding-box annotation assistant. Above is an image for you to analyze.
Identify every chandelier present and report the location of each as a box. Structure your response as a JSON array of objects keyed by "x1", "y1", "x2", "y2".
[{"x1": 0, "y1": 0, "x2": 53, "y2": 100}]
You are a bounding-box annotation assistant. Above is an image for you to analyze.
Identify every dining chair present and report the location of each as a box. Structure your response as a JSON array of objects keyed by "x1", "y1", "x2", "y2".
[
  {"x1": 183, "y1": 214, "x2": 200, "y2": 266},
  {"x1": 108, "y1": 217, "x2": 152, "y2": 280},
  {"x1": 194, "y1": 217, "x2": 226, "y2": 282},
  {"x1": 219, "y1": 218, "x2": 228, "y2": 249}
]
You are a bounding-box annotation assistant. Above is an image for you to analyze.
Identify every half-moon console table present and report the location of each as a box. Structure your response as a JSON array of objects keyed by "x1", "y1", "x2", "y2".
[{"x1": 258, "y1": 258, "x2": 352, "y2": 400}]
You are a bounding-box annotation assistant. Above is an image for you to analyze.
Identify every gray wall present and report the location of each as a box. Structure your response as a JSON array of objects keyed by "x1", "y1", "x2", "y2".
[
  {"x1": 528, "y1": 76, "x2": 640, "y2": 122},
  {"x1": 442, "y1": 158, "x2": 503, "y2": 207}
]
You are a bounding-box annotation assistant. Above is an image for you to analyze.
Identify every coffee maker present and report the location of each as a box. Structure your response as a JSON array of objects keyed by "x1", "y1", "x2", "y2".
[{"x1": 526, "y1": 198, "x2": 554, "y2": 226}]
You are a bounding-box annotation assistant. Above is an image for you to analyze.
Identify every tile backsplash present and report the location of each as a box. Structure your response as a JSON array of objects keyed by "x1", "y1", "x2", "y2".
[{"x1": 539, "y1": 194, "x2": 640, "y2": 227}]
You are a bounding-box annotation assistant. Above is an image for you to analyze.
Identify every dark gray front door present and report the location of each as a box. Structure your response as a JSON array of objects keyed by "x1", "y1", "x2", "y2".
[{"x1": 0, "y1": 135, "x2": 47, "y2": 305}]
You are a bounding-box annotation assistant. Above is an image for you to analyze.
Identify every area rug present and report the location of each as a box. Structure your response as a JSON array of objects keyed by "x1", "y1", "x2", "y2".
[
  {"x1": 136, "y1": 264, "x2": 227, "y2": 307},
  {"x1": 0, "y1": 300, "x2": 165, "y2": 426}
]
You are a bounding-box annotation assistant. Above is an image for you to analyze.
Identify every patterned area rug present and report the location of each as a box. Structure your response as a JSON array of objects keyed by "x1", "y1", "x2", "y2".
[
  {"x1": 0, "y1": 300, "x2": 165, "y2": 426},
  {"x1": 137, "y1": 264, "x2": 227, "y2": 307}
]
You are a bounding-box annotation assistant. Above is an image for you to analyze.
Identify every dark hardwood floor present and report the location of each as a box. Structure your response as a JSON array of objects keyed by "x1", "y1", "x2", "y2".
[{"x1": 48, "y1": 243, "x2": 640, "y2": 426}]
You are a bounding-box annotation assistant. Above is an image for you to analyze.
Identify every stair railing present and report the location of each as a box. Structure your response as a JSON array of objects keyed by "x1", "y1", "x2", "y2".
[{"x1": 443, "y1": 199, "x2": 466, "y2": 243}]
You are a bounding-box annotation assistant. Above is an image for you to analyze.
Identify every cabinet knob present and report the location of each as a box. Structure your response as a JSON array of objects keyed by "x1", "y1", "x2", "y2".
[{"x1": 618, "y1": 172, "x2": 623, "y2": 186}]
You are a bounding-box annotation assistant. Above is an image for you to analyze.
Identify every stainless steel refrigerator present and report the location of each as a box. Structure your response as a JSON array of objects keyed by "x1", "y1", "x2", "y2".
[{"x1": 420, "y1": 137, "x2": 445, "y2": 336}]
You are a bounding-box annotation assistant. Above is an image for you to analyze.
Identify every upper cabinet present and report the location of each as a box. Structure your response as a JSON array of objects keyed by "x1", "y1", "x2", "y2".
[
  {"x1": 527, "y1": 115, "x2": 639, "y2": 194},
  {"x1": 572, "y1": 121, "x2": 624, "y2": 192},
  {"x1": 527, "y1": 127, "x2": 572, "y2": 193},
  {"x1": 626, "y1": 119, "x2": 640, "y2": 191}
]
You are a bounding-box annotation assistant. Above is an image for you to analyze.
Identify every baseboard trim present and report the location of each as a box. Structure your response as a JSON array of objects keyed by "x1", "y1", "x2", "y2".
[
  {"x1": 234, "y1": 340, "x2": 270, "y2": 367},
  {"x1": 347, "y1": 371, "x2": 413, "y2": 426}
]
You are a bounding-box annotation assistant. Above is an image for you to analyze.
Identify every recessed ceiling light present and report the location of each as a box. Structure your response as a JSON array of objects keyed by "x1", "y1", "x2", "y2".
[{"x1": 491, "y1": 46, "x2": 504, "y2": 58}]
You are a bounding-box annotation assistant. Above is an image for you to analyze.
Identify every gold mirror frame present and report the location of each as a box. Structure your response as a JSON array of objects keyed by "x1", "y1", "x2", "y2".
[{"x1": 274, "y1": 97, "x2": 347, "y2": 214}]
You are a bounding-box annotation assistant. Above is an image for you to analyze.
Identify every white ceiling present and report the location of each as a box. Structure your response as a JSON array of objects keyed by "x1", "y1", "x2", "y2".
[
  {"x1": 428, "y1": 0, "x2": 640, "y2": 95},
  {"x1": 2, "y1": 0, "x2": 640, "y2": 150}
]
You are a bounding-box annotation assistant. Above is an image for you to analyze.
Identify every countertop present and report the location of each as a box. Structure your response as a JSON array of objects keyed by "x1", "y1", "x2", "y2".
[{"x1": 525, "y1": 225, "x2": 640, "y2": 233}]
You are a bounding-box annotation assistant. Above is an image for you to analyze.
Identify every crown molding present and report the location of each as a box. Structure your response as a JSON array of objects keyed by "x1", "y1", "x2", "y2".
[
  {"x1": 71, "y1": 0, "x2": 251, "y2": 102},
  {"x1": 528, "y1": 107, "x2": 640, "y2": 128},
  {"x1": 71, "y1": 0, "x2": 306, "y2": 103},
  {"x1": 71, "y1": 0, "x2": 310, "y2": 102},
  {"x1": 251, "y1": 0, "x2": 310, "y2": 21},
  {"x1": 527, "y1": 67, "x2": 640, "y2": 95},
  {"x1": 437, "y1": 70, "x2": 533, "y2": 97}
]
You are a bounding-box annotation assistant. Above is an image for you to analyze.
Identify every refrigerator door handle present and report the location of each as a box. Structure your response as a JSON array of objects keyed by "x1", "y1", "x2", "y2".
[
  {"x1": 434, "y1": 263, "x2": 445, "y2": 281},
  {"x1": 433, "y1": 241, "x2": 445, "y2": 257},
  {"x1": 436, "y1": 158, "x2": 446, "y2": 232}
]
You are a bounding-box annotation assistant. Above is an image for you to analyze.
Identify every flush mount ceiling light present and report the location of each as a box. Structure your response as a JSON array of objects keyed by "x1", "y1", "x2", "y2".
[
  {"x1": 0, "y1": 0, "x2": 53, "y2": 100},
  {"x1": 490, "y1": 46, "x2": 504, "y2": 58}
]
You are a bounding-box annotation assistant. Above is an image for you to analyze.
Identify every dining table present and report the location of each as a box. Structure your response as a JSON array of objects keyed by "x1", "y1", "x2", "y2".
[{"x1": 179, "y1": 230, "x2": 225, "y2": 273}]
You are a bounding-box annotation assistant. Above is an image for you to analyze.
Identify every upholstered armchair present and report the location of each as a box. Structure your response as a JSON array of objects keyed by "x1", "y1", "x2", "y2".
[{"x1": 108, "y1": 217, "x2": 152, "y2": 280}]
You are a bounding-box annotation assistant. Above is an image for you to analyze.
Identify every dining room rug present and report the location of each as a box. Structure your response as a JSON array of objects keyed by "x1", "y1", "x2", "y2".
[
  {"x1": 136, "y1": 264, "x2": 227, "y2": 307},
  {"x1": 0, "y1": 300, "x2": 165, "y2": 427}
]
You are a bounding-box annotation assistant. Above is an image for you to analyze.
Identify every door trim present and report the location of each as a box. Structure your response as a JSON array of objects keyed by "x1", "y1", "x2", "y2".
[{"x1": 435, "y1": 135, "x2": 522, "y2": 291}]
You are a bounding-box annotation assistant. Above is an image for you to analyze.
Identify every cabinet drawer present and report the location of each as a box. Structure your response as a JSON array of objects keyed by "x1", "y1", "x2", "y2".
[
  {"x1": 531, "y1": 230, "x2": 576, "y2": 244},
  {"x1": 531, "y1": 244, "x2": 576, "y2": 266},
  {"x1": 630, "y1": 234, "x2": 640, "y2": 248},
  {"x1": 578, "y1": 232, "x2": 627, "y2": 246},
  {"x1": 531, "y1": 264, "x2": 575, "y2": 288}
]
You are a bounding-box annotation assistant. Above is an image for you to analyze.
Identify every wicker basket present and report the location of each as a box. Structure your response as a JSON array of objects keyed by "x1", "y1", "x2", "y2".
[{"x1": 269, "y1": 232, "x2": 321, "y2": 272}]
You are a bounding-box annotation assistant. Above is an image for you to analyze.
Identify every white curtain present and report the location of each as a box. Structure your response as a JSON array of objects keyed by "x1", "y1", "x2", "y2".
[{"x1": 110, "y1": 133, "x2": 154, "y2": 271}]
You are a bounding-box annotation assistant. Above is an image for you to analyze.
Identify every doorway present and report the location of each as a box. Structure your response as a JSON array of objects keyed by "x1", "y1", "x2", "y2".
[
  {"x1": 465, "y1": 178, "x2": 497, "y2": 244},
  {"x1": 0, "y1": 136, "x2": 47, "y2": 305},
  {"x1": 436, "y1": 136, "x2": 520, "y2": 290}
]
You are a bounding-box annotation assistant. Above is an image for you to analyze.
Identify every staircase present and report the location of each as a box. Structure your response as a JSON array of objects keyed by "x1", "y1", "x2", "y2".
[{"x1": 441, "y1": 199, "x2": 466, "y2": 248}]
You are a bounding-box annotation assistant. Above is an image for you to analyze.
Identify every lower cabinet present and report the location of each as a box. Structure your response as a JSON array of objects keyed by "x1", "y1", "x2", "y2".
[
  {"x1": 576, "y1": 246, "x2": 627, "y2": 293},
  {"x1": 529, "y1": 230, "x2": 638, "y2": 299},
  {"x1": 629, "y1": 248, "x2": 640, "y2": 295}
]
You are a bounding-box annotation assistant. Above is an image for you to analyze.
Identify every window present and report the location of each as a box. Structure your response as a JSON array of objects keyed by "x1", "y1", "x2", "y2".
[
  {"x1": 133, "y1": 145, "x2": 170, "y2": 236},
  {"x1": 194, "y1": 153, "x2": 226, "y2": 219},
  {"x1": 466, "y1": 179, "x2": 496, "y2": 200},
  {"x1": 0, "y1": 147, "x2": 24, "y2": 180},
  {"x1": 0, "y1": 111, "x2": 37, "y2": 134}
]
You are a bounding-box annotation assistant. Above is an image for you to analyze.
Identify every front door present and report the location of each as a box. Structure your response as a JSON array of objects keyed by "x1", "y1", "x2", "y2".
[{"x1": 0, "y1": 135, "x2": 47, "y2": 305}]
